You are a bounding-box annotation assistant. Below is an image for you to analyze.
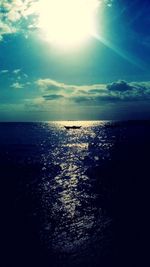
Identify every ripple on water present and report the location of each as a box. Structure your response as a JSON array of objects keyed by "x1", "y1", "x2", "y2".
[{"x1": 37, "y1": 121, "x2": 114, "y2": 265}]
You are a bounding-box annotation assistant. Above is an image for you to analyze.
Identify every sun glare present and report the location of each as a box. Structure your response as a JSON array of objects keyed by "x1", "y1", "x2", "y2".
[{"x1": 36, "y1": 0, "x2": 100, "y2": 48}]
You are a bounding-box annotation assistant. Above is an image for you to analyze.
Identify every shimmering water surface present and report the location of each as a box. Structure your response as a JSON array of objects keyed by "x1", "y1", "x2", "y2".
[{"x1": 1, "y1": 121, "x2": 150, "y2": 267}]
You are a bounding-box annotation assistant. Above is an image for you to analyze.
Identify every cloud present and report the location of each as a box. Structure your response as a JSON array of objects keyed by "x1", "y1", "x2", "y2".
[
  {"x1": 0, "y1": 21, "x2": 16, "y2": 40},
  {"x1": 71, "y1": 94, "x2": 122, "y2": 105},
  {"x1": 13, "y1": 69, "x2": 21, "y2": 74},
  {"x1": 43, "y1": 94, "x2": 64, "y2": 101},
  {"x1": 11, "y1": 82, "x2": 24, "y2": 89},
  {"x1": 104, "y1": 0, "x2": 114, "y2": 7},
  {"x1": 11, "y1": 69, "x2": 29, "y2": 83},
  {"x1": 0, "y1": 70, "x2": 9, "y2": 74},
  {"x1": 36, "y1": 78, "x2": 150, "y2": 105},
  {"x1": 36, "y1": 78, "x2": 76, "y2": 93},
  {"x1": 14, "y1": 78, "x2": 149, "y2": 115},
  {"x1": 12, "y1": 78, "x2": 149, "y2": 120},
  {"x1": 36, "y1": 78, "x2": 106, "y2": 95},
  {"x1": 0, "y1": 0, "x2": 37, "y2": 40},
  {"x1": 106, "y1": 80, "x2": 150, "y2": 101},
  {"x1": 87, "y1": 89, "x2": 107, "y2": 94},
  {"x1": 107, "y1": 80, "x2": 133, "y2": 92}
]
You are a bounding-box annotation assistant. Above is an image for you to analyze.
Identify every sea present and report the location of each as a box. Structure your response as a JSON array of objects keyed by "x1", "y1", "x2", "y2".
[{"x1": 1, "y1": 120, "x2": 150, "y2": 267}]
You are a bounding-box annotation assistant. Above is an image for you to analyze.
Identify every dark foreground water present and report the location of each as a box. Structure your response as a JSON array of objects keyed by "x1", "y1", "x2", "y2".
[{"x1": 1, "y1": 121, "x2": 150, "y2": 267}]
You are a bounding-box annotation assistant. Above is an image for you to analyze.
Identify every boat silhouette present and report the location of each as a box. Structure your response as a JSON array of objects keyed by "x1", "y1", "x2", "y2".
[{"x1": 64, "y1": 126, "x2": 81, "y2": 130}]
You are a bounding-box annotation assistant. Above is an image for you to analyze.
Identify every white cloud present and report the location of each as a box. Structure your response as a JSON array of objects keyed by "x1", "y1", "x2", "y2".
[
  {"x1": 0, "y1": 21, "x2": 16, "y2": 38},
  {"x1": 36, "y1": 78, "x2": 77, "y2": 90},
  {"x1": 11, "y1": 69, "x2": 29, "y2": 81},
  {"x1": 13, "y1": 69, "x2": 21, "y2": 74},
  {"x1": 11, "y1": 82, "x2": 24, "y2": 89},
  {"x1": 36, "y1": 78, "x2": 106, "y2": 94},
  {"x1": 0, "y1": 0, "x2": 37, "y2": 39},
  {"x1": 0, "y1": 69, "x2": 9, "y2": 74}
]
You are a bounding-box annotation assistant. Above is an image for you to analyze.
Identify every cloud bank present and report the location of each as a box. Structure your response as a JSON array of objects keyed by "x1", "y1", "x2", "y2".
[
  {"x1": 1, "y1": 75, "x2": 150, "y2": 120},
  {"x1": 35, "y1": 78, "x2": 150, "y2": 104}
]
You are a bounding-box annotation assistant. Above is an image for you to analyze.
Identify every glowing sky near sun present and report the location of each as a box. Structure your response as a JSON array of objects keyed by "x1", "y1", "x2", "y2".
[
  {"x1": 35, "y1": 0, "x2": 100, "y2": 47},
  {"x1": 0, "y1": 0, "x2": 150, "y2": 121}
]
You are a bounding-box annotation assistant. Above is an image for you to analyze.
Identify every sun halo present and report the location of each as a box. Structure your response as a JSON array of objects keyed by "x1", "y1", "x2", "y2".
[{"x1": 36, "y1": 0, "x2": 100, "y2": 48}]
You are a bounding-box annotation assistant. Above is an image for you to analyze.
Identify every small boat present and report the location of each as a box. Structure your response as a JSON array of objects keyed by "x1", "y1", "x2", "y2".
[{"x1": 64, "y1": 126, "x2": 81, "y2": 130}]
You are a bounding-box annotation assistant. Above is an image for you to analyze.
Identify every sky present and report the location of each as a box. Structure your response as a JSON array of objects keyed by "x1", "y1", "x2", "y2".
[{"x1": 0, "y1": 0, "x2": 150, "y2": 121}]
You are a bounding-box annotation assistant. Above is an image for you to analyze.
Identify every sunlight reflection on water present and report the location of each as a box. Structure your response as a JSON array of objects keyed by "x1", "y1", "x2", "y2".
[
  {"x1": 38, "y1": 121, "x2": 114, "y2": 264},
  {"x1": 1, "y1": 121, "x2": 149, "y2": 267}
]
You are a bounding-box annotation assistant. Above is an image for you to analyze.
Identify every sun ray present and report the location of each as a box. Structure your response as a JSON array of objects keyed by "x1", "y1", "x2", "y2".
[{"x1": 93, "y1": 32, "x2": 146, "y2": 70}]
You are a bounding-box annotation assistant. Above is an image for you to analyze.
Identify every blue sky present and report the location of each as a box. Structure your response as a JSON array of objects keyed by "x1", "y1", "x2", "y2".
[{"x1": 0, "y1": 0, "x2": 150, "y2": 121}]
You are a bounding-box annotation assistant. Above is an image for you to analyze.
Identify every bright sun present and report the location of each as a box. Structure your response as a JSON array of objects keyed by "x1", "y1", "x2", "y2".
[{"x1": 36, "y1": 0, "x2": 100, "y2": 48}]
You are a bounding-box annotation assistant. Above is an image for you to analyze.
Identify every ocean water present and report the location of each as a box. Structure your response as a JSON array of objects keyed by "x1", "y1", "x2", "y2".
[{"x1": 1, "y1": 121, "x2": 150, "y2": 267}]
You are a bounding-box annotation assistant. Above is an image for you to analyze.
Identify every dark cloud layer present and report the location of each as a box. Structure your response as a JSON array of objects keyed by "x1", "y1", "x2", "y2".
[
  {"x1": 43, "y1": 94, "x2": 64, "y2": 101},
  {"x1": 107, "y1": 80, "x2": 133, "y2": 92}
]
